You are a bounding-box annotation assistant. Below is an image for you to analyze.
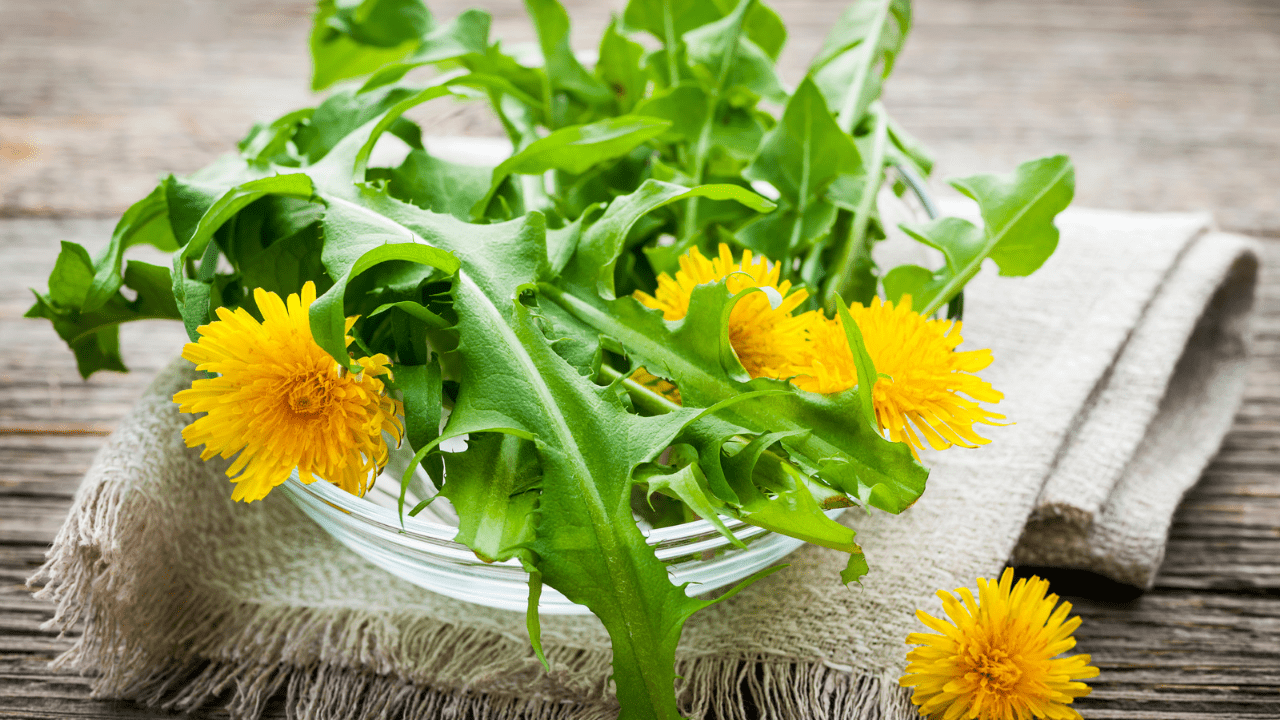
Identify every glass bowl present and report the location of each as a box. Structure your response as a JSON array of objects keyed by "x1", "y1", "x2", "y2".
[
  {"x1": 280, "y1": 158, "x2": 936, "y2": 616},
  {"x1": 281, "y1": 441, "x2": 840, "y2": 615}
]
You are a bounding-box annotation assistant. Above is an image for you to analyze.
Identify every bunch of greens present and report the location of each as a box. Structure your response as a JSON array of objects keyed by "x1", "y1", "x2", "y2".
[{"x1": 28, "y1": 0, "x2": 1073, "y2": 717}]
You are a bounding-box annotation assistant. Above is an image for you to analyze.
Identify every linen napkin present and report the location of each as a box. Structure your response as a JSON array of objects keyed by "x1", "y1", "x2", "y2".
[{"x1": 31, "y1": 209, "x2": 1260, "y2": 720}]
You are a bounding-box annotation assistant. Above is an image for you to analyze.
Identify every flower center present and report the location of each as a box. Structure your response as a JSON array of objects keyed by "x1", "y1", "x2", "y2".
[
  {"x1": 966, "y1": 647, "x2": 1023, "y2": 693},
  {"x1": 286, "y1": 373, "x2": 336, "y2": 416}
]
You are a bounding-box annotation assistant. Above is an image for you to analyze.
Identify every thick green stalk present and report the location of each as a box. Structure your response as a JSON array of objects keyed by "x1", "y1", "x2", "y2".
[
  {"x1": 835, "y1": 0, "x2": 890, "y2": 133},
  {"x1": 678, "y1": 0, "x2": 753, "y2": 245},
  {"x1": 662, "y1": 0, "x2": 680, "y2": 88},
  {"x1": 824, "y1": 104, "x2": 887, "y2": 310},
  {"x1": 822, "y1": 0, "x2": 893, "y2": 309}
]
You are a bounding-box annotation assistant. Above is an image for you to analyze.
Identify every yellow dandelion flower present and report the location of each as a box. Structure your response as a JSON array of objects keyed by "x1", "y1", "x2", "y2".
[
  {"x1": 634, "y1": 244, "x2": 809, "y2": 379},
  {"x1": 173, "y1": 282, "x2": 404, "y2": 502},
  {"x1": 629, "y1": 366, "x2": 683, "y2": 406},
  {"x1": 901, "y1": 568, "x2": 1100, "y2": 720},
  {"x1": 792, "y1": 295, "x2": 1004, "y2": 455}
]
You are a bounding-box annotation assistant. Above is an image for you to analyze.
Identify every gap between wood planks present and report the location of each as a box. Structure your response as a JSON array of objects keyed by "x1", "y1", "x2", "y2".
[{"x1": 0, "y1": 425, "x2": 112, "y2": 437}]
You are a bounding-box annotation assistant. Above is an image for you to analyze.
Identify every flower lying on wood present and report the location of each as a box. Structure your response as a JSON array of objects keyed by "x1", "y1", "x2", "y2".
[
  {"x1": 901, "y1": 568, "x2": 1099, "y2": 720},
  {"x1": 173, "y1": 282, "x2": 403, "y2": 502}
]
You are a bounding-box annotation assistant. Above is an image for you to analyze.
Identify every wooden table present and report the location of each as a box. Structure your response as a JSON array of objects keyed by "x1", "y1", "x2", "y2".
[{"x1": 2, "y1": 0, "x2": 1278, "y2": 717}]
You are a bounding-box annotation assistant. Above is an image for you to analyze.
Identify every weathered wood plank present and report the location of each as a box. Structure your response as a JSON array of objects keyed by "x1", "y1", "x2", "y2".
[
  {"x1": 4, "y1": 0, "x2": 1280, "y2": 716},
  {"x1": 1, "y1": 0, "x2": 1277, "y2": 231}
]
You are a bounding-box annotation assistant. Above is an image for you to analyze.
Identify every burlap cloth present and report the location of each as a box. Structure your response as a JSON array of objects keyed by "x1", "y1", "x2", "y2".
[{"x1": 31, "y1": 209, "x2": 1260, "y2": 719}]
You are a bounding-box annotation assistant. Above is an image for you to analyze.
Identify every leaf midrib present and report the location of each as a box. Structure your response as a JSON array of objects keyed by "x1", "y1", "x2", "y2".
[
  {"x1": 921, "y1": 162, "x2": 1070, "y2": 316},
  {"x1": 461, "y1": 272, "x2": 667, "y2": 695}
]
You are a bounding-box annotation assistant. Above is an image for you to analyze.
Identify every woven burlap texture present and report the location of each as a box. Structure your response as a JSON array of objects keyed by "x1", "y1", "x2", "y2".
[{"x1": 32, "y1": 209, "x2": 1259, "y2": 719}]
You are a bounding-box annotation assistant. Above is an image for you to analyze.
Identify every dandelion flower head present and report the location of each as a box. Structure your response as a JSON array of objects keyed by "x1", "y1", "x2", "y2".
[
  {"x1": 901, "y1": 568, "x2": 1099, "y2": 720},
  {"x1": 792, "y1": 295, "x2": 1004, "y2": 456},
  {"x1": 634, "y1": 244, "x2": 809, "y2": 379},
  {"x1": 173, "y1": 282, "x2": 404, "y2": 502}
]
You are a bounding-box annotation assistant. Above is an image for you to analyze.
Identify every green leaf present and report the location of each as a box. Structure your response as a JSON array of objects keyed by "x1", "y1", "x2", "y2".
[
  {"x1": 745, "y1": 77, "x2": 861, "y2": 204},
  {"x1": 684, "y1": 0, "x2": 785, "y2": 104},
  {"x1": 47, "y1": 241, "x2": 95, "y2": 309},
  {"x1": 311, "y1": 199, "x2": 461, "y2": 365},
  {"x1": 881, "y1": 263, "x2": 933, "y2": 304},
  {"x1": 239, "y1": 108, "x2": 314, "y2": 166},
  {"x1": 565, "y1": 179, "x2": 774, "y2": 300},
  {"x1": 542, "y1": 282, "x2": 927, "y2": 514},
  {"x1": 237, "y1": 222, "x2": 330, "y2": 300},
  {"x1": 382, "y1": 149, "x2": 494, "y2": 220},
  {"x1": 380, "y1": 207, "x2": 782, "y2": 720},
  {"x1": 526, "y1": 569, "x2": 549, "y2": 670},
  {"x1": 303, "y1": 85, "x2": 427, "y2": 164},
  {"x1": 175, "y1": 174, "x2": 316, "y2": 265},
  {"x1": 737, "y1": 76, "x2": 855, "y2": 266},
  {"x1": 840, "y1": 552, "x2": 869, "y2": 584},
  {"x1": 824, "y1": 106, "x2": 889, "y2": 309},
  {"x1": 165, "y1": 176, "x2": 237, "y2": 248},
  {"x1": 310, "y1": 0, "x2": 428, "y2": 90},
  {"x1": 886, "y1": 112, "x2": 933, "y2": 176},
  {"x1": 809, "y1": 0, "x2": 911, "y2": 129},
  {"x1": 737, "y1": 0, "x2": 786, "y2": 60},
  {"x1": 834, "y1": 297, "x2": 878, "y2": 428},
  {"x1": 716, "y1": 430, "x2": 864, "y2": 554},
  {"x1": 458, "y1": 48, "x2": 549, "y2": 123},
  {"x1": 412, "y1": 233, "x2": 711, "y2": 718},
  {"x1": 439, "y1": 432, "x2": 540, "y2": 563},
  {"x1": 622, "y1": 0, "x2": 722, "y2": 39},
  {"x1": 326, "y1": 0, "x2": 431, "y2": 48},
  {"x1": 28, "y1": 246, "x2": 181, "y2": 378},
  {"x1": 123, "y1": 261, "x2": 181, "y2": 319},
  {"x1": 369, "y1": 300, "x2": 451, "y2": 330},
  {"x1": 396, "y1": 358, "x2": 444, "y2": 485},
  {"x1": 736, "y1": 197, "x2": 838, "y2": 260},
  {"x1": 597, "y1": 18, "x2": 648, "y2": 113},
  {"x1": 305, "y1": 83, "x2": 458, "y2": 197},
  {"x1": 473, "y1": 115, "x2": 672, "y2": 218},
  {"x1": 633, "y1": 84, "x2": 708, "y2": 142},
  {"x1": 450, "y1": 299, "x2": 704, "y2": 720},
  {"x1": 545, "y1": 204, "x2": 597, "y2": 276},
  {"x1": 358, "y1": 8, "x2": 492, "y2": 92},
  {"x1": 167, "y1": 174, "x2": 317, "y2": 338},
  {"x1": 635, "y1": 461, "x2": 742, "y2": 547},
  {"x1": 81, "y1": 183, "x2": 180, "y2": 313},
  {"x1": 951, "y1": 154, "x2": 1075, "y2": 276},
  {"x1": 500, "y1": 116, "x2": 672, "y2": 177},
  {"x1": 900, "y1": 155, "x2": 1075, "y2": 314},
  {"x1": 27, "y1": 291, "x2": 126, "y2": 378},
  {"x1": 413, "y1": 7, "x2": 489, "y2": 59},
  {"x1": 525, "y1": 0, "x2": 611, "y2": 104}
]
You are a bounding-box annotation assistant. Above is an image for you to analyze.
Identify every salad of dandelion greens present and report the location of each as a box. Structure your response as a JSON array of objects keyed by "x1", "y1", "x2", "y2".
[{"x1": 27, "y1": 0, "x2": 1074, "y2": 717}]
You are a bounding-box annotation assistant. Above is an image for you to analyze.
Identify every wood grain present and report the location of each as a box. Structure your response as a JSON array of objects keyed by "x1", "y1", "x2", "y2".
[
  {"x1": 2, "y1": 0, "x2": 1279, "y2": 717},
  {"x1": 1, "y1": 0, "x2": 1277, "y2": 229}
]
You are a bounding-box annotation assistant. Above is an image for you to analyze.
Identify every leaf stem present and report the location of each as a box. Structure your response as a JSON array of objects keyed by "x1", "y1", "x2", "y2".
[
  {"x1": 917, "y1": 160, "x2": 1073, "y2": 317},
  {"x1": 601, "y1": 364, "x2": 681, "y2": 413},
  {"x1": 824, "y1": 104, "x2": 888, "y2": 310},
  {"x1": 487, "y1": 90, "x2": 522, "y2": 149},
  {"x1": 597, "y1": 365, "x2": 854, "y2": 510},
  {"x1": 679, "y1": 0, "x2": 753, "y2": 246},
  {"x1": 784, "y1": 108, "x2": 813, "y2": 260},
  {"x1": 662, "y1": 0, "x2": 680, "y2": 88},
  {"x1": 835, "y1": 0, "x2": 890, "y2": 134}
]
